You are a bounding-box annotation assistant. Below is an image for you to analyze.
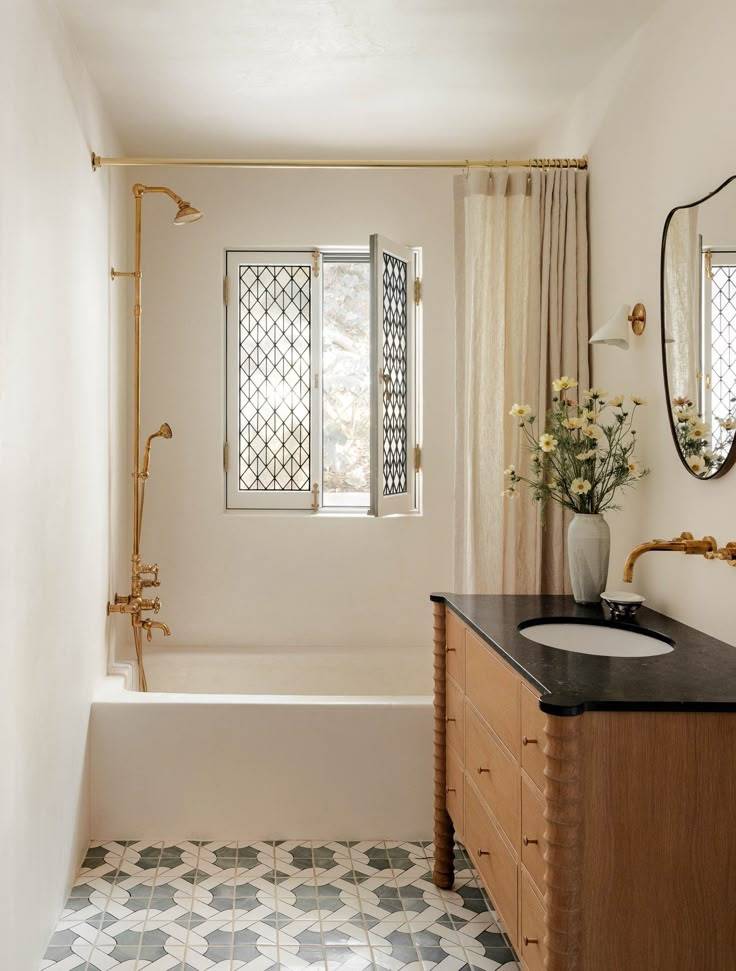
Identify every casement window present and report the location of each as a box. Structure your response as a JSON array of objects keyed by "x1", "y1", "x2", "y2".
[{"x1": 224, "y1": 237, "x2": 421, "y2": 514}]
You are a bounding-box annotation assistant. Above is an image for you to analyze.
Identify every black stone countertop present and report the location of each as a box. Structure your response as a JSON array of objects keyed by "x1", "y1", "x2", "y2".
[{"x1": 430, "y1": 593, "x2": 736, "y2": 716}]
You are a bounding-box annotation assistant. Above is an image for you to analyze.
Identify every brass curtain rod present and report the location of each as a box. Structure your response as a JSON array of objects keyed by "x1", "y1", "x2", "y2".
[{"x1": 91, "y1": 153, "x2": 588, "y2": 172}]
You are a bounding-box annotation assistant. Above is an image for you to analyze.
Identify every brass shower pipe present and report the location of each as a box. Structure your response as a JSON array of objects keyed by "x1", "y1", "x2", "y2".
[
  {"x1": 107, "y1": 182, "x2": 203, "y2": 691},
  {"x1": 91, "y1": 153, "x2": 588, "y2": 171}
]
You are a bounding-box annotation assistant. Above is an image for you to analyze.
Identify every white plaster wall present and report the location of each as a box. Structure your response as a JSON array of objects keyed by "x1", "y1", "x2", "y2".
[
  {"x1": 127, "y1": 167, "x2": 455, "y2": 659},
  {"x1": 537, "y1": 0, "x2": 736, "y2": 644},
  {"x1": 0, "y1": 1, "x2": 124, "y2": 966}
]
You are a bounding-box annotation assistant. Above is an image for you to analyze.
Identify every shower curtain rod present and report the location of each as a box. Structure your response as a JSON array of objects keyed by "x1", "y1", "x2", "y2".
[{"x1": 91, "y1": 153, "x2": 588, "y2": 172}]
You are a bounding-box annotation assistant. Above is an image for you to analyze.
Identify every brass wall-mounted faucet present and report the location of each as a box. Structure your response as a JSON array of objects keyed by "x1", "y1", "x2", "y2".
[{"x1": 623, "y1": 532, "x2": 718, "y2": 583}]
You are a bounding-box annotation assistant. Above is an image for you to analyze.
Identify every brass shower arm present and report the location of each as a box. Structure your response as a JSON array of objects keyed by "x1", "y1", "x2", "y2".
[{"x1": 132, "y1": 183, "x2": 185, "y2": 205}]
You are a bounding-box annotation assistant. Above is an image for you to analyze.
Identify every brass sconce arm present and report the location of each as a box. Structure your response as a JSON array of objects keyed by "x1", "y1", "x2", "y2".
[{"x1": 623, "y1": 532, "x2": 718, "y2": 582}]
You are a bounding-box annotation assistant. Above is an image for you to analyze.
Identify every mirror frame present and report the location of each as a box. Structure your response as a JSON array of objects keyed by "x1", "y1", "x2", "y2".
[{"x1": 660, "y1": 174, "x2": 736, "y2": 480}]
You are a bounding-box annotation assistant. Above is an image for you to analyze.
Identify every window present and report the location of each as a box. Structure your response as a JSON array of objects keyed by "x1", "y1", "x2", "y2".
[
  {"x1": 225, "y1": 237, "x2": 421, "y2": 514},
  {"x1": 702, "y1": 249, "x2": 736, "y2": 452}
]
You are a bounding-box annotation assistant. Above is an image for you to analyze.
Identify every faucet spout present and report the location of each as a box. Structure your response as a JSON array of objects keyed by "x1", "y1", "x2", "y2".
[
  {"x1": 141, "y1": 619, "x2": 171, "y2": 642},
  {"x1": 623, "y1": 532, "x2": 718, "y2": 583}
]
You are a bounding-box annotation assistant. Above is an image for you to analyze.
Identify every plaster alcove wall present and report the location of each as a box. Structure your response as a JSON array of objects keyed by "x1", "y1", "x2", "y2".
[
  {"x1": 115, "y1": 166, "x2": 456, "y2": 676},
  {"x1": 2, "y1": 1, "x2": 128, "y2": 966}
]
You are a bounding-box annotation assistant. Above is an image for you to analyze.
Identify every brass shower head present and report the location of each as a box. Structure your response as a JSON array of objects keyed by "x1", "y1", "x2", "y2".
[
  {"x1": 173, "y1": 201, "x2": 203, "y2": 225},
  {"x1": 159, "y1": 423, "x2": 173, "y2": 439}
]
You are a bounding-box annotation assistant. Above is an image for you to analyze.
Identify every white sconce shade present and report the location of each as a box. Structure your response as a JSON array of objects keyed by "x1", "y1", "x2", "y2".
[
  {"x1": 589, "y1": 302, "x2": 647, "y2": 350},
  {"x1": 589, "y1": 304, "x2": 632, "y2": 350}
]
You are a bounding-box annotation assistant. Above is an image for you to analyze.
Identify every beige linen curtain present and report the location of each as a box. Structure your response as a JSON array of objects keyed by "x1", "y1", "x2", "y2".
[{"x1": 454, "y1": 167, "x2": 590, "y2": 593}]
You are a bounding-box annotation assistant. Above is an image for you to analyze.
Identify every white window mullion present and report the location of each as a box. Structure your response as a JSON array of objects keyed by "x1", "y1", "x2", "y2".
[{"x1": 310, "y1": 250, "x2": 323, "y2": 510}]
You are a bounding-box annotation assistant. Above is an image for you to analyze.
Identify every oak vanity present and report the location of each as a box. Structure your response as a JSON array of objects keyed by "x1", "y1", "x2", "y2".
[{"x1": 431, "y1": 594, "x2": 736, "y2": 971}]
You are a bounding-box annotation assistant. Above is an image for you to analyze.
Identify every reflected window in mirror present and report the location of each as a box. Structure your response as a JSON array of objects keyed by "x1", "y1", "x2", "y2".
[{"x1": 662, "y1": 175, "x2": 736, "y2": 478}]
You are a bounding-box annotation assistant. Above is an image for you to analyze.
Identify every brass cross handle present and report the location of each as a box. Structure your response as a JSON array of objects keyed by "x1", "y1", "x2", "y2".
[{"x1": 705, "y1": 542, "x2": 736, "y2": 565}]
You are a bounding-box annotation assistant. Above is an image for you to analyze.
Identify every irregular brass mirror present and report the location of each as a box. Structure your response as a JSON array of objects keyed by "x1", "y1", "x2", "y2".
[{"x1": 661, "y1": 175, "x2": 736, "y2": 478}]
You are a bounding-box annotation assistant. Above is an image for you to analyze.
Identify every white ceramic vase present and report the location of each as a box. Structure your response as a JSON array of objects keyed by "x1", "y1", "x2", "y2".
[{"x1": 568, "y1": 513, "x2": 610, "y2": 605}]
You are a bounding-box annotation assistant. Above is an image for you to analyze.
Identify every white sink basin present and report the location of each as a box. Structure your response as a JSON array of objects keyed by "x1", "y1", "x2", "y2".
[{"x1": 518, "y1": 620, "x2": 674, "y2": 658}]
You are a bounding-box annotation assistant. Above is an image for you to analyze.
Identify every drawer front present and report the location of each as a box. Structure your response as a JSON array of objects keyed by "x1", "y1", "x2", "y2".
[
  {"x1": 465, "y1": 702, "x2": 519, "y2": 846},
  {"x1": 521, "y1": 777, "x2": 546, "y2": 894},
  {"x1": 520, "y1": 685, "x2": 546, "y2": 792},
  {"x1": 446, "y1": 676, "x2": 465, "y2": 760},
  {"x1": 520, "y1": 869, "x2": 547, "y2": 971},
  {"x1": 465, "y1": 630, "x2": 520, "y2": 758},
  {"x1": 445, "y1": 609, "x2": 465, "y2": 689},
  {"x1": 446, "y1": 747, "x2": 464, "y2": 834},
  {"x1": 464, "y1": 781, "x2": 518, "y2": 946}
]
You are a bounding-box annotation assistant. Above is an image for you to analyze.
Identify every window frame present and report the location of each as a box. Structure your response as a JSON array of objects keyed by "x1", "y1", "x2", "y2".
[{"x1": 224, "y1": 244, "x2": 421, "y2": 515}]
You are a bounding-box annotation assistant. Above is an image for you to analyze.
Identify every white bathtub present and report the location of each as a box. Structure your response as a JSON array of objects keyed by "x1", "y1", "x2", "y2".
[{"x1": 91, "y1": 647, "x2": 433, "y2": 841}]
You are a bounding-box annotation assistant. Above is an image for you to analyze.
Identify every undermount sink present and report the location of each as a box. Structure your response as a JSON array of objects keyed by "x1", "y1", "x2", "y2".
[{"x1": 518, "y1": 619, "x2": 675, "y2": 658}]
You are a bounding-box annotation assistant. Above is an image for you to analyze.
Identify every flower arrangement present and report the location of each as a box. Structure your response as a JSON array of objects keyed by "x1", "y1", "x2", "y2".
[
  {"x1": 503, "y1": 377, "x2": 649, "y2": 516},
  {"x1": 670, "y1": 397, "x2": 720, "y2": 476}
]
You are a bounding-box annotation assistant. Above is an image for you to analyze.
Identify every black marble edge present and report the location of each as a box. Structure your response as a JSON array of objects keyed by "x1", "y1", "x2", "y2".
[{"x1": 429, "y1": 593, "x2": 736, "y2": 717}]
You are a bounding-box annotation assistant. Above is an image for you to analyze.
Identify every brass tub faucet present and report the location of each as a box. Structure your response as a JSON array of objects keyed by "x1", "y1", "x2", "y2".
[{"x1": 623, "y1": 532, "x2": 718, "y2": 583}]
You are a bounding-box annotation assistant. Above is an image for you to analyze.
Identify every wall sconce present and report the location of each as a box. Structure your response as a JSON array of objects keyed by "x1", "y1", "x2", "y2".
[{"x1": 589, "y1": 303, "x2": 647, "y2": 350}]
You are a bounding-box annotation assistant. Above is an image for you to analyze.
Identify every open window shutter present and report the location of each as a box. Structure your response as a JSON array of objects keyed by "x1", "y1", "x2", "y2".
[{"x1": 370, "y1": 234, "x2": 416, "y2": 516}]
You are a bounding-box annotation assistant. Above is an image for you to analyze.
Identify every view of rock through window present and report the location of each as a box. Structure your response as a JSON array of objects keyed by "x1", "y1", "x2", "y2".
[{"x1": 322, "y1": 260, "x2": 371, "y2": 506}]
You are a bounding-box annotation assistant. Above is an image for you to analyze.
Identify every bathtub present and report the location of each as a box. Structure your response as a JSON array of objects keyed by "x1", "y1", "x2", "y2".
[{"x1": 91, "y1": 647, "x2": 433, "y2": 841}]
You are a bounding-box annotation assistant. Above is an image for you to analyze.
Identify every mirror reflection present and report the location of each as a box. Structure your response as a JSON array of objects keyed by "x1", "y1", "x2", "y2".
[{"x1": 662, "y1": 176, "x2": 736, "y2": 478}]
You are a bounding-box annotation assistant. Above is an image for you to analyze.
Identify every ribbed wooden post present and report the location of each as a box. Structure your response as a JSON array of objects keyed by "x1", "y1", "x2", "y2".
[
  {"x1": 432, "y1": 602, "x2": 454, "y2": 889},
  {"x1": 543, "y1": 714, "x2": 584, "y2": 971}
]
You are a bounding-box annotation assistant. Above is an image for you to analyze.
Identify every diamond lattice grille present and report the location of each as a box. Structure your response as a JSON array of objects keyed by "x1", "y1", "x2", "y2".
[
  {"x1": 711, "y1": 265, "x2": 736, "y2": 452},
  {"x1": 238, "y1": 264, "x2": 311, "y2": 491},
  {"x1": 382, "y1": 253, "x2": 408, "y2": 496}
]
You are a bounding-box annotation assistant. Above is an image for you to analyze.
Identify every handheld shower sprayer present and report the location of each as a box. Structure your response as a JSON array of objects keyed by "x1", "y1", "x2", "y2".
[{"x1": 141, "y1": 423, "x2": 173, "y2": 478}]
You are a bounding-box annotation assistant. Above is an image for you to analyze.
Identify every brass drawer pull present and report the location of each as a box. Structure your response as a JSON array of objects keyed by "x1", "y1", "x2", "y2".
[
  {"x1": 477, "y1": 766, "x2": 490, "y2": 775},
  {"x1": 523, "y1": 836, "x2": 538, "y2": 846},
  {"x1": 446, "y1": 716, "x2": 456, "y2": 723},
  {"x1": 522, "y1": 736, "x2": 538, "y2": 746},
  {"x1": 523, "y1": 936, "x2": 539, "y2": 946},
  {"x1": 446, "y1": 786, "x2": 456, "y2": 794},
  {"x1": 477, "y1": 849, "x2": 490, "y2": 857},
  {"x1": 446, "y1": 647, "x2": 457, "y2": 653}
]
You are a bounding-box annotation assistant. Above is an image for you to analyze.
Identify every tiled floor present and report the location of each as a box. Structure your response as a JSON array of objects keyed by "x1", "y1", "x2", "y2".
[{"x1": 42, "y1": 840, "x2": 520, "y2": 971}]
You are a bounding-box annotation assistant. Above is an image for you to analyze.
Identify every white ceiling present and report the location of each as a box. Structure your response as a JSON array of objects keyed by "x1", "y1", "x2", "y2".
[{"x1": 55, "y1": 0, "x2": 659, "y2": 157}]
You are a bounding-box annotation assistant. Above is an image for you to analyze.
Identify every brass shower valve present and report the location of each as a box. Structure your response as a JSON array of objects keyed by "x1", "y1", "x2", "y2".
[
  {"x1": 107, "y1": 595, "x2": 162, "y2": 615},
  {"x1": 704, "y1": 542, "x2": 736, "y2": 566}
]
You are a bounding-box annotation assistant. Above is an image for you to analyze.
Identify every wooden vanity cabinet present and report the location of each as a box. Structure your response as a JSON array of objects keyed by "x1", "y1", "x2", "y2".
[{"x1": 432, "y1": 601, "x2": 736, "y2": 971}]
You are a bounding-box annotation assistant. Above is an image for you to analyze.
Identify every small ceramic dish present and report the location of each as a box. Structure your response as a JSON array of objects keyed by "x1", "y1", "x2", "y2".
[{"x1": 601, "y1": 590, "x2": 646, "y2": 620}]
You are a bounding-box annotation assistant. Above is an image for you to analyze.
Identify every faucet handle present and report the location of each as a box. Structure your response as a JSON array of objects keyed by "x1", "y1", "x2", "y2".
[
  {"x1": 141, "y1": 618, "x2": 172, "y2": 642},
  {"x1": 705, "y1": 542, "x2": 736, "y2": 564},
  {"x1": 139, "y1": 597, "x2": 161, "y2": 614},
  {"x1": 137, "y1": 563, "x2": 160, "y2": 587}
]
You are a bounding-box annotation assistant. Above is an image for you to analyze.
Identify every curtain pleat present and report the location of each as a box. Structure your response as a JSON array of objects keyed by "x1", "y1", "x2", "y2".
[{"x1": 454, "y1": 167, "x2": 590, "y2": 593}]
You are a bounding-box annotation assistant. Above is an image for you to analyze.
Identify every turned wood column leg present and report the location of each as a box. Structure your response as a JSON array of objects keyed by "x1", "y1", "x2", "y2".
[
  {"x1": 432, "y1": 602, "x2": 454, "y2": 889},
  {"x1": 543, "y1": 714, "x2": 584, "y2": 971}
]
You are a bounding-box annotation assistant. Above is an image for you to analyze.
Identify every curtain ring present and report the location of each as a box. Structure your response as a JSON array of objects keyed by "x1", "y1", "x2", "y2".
[
  {"x1": 463, "y1": 159, "x2": 470, "y2": 182},
  {"x1": 487, "y1": 161, "x2": 493, "y2": 184}
]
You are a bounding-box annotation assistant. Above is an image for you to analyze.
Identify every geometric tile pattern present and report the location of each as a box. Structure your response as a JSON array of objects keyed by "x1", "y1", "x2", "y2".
[
  {"x1": 238, "y1": 264, "x2": 312, "y2": 492},
  {"x1": 710, "y1": 264, "x2": 736, "y2": 453},
  {"x1": 381, "y1": 253, "x2": 409, "y2": 497},
  {"x1": 42, "y1": 841, "x2": 520, "y2": 971}
]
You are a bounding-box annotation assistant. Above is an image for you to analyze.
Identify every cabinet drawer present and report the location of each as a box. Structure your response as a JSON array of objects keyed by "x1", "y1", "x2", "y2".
[
  {"x1": 520, "y1": 869, "x2": 547, "y2": 971},
  {"x1": 465, "y1": 702, "x2": 519, "y2": 846},
  {"x1": 446, "y1": 676, "x2": 464, "y2": 760},
  {"x1": 520, "y1": 685, "x2": 546, "y2": 792},
  {"x1": 446, "y1": 609, "x2": 465, "y2": 689},
  {"x1": 464, "y1": 780, "x2": 518, "y2": 946},
  {"x1": 521, "y1": 777, "x2": 546, "y2": 894},
  {"x1": 446, "y1": 747, "x2": 464, "y2": 834},
  {"x1": 466, "y1": 630, "x2": 520, "y2": 758}
]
